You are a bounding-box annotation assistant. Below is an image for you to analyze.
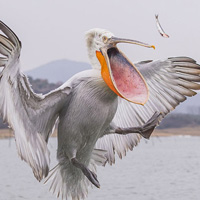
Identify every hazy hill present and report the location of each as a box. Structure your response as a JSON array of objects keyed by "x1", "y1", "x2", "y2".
[
  {"x1": 27, "y1": 76, "x2": 62, "y2": 94},
  {"x1": 25, "y1": 59, "x2": 91, "y2": 83},
  {"x1": 173, "y1": 93, "x2": 200, "y2": 114},
  {"x1": 158, "y1": 113, "x2": 200, "y2": 129}
]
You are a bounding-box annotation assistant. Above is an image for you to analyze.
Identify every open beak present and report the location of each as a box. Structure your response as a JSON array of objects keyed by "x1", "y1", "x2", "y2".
[
  {"x1": 106, "y1": 36, "x2": 155, "y2": 49},
  {"x1": 96, "y1": 36, "x2": 155, "y2": 105}
]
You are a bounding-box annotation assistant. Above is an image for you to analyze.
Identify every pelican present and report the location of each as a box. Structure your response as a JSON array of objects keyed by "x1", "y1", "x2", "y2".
[{"x1": 0, "y1": 21, "x2": 200, "y2": 200}]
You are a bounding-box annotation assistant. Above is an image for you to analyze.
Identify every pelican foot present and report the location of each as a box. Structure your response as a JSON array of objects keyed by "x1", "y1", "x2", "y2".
[
  {"x1": 139, "y1": 111, "x2": 162, "y2": 139},
  {"x1": 115, "y1": 112, "x2": 162, "y2": 139},
  {"x1": 71, "y1": 158, "x2": 100, "y2": 188}
]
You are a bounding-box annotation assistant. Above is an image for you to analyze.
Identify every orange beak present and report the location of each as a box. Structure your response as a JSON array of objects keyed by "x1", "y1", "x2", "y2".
[
  {"x1": 96, "y1": 37, "x2": 155, "y2": 105},
  {"x1": 96, "y1": 51, "x2": 122, "y2": 98}
]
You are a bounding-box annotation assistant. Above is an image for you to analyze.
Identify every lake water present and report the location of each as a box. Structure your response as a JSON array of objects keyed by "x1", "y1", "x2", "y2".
[{"x1": 0, "y1": 136, "x2": 200, "y2": 200}]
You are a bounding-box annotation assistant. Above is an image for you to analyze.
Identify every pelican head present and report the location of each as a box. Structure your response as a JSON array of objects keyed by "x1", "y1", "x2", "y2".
[
  {"x1": 85, "y1": 28, "x2": 155, "y2": 105},
  {"x1": 85, "y1": 28, "x2": 114, "y2": 69}
]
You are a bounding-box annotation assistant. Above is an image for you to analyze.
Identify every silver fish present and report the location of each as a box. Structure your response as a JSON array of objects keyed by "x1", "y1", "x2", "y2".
[{"x1": 155, "y1": 14, "x2": 169, "y2": 38}]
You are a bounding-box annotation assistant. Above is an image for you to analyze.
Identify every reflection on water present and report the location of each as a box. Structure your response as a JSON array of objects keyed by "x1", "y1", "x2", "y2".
[{"x1": 0, "y1": 136, "x2": 200, "y2": 200}]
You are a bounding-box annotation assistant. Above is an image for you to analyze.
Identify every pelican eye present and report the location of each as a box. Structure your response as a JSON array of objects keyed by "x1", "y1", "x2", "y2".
[{"x1": 102, "y1": 36, "x2": 108, "y2": 43}]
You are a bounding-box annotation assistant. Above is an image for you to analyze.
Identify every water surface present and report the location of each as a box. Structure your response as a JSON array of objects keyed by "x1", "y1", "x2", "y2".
[{"x1": 0, "y1": 136, "x2": 200, "y2": 200}]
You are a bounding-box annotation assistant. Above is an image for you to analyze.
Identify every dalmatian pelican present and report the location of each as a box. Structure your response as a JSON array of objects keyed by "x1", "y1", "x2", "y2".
[{"x1": 0, "y1": 21, "x2": 200, "y2": 200}]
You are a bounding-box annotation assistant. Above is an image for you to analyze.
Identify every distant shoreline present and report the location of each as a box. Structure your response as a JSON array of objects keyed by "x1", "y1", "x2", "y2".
[
  {"x1": 0, "y1": 127, "x2": 200, "y2": 139},
  {"x1": 0, "y1": 129, "x2": 13, "y2": 139},
  {"x1": 153, "y1": 126, "x2": 200, "y2": 137}
]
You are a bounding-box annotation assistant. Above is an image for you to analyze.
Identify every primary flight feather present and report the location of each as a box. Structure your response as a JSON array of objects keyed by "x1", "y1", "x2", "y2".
[{"x1": 0, "y1": 21, "x2": 200, "y2": 200}]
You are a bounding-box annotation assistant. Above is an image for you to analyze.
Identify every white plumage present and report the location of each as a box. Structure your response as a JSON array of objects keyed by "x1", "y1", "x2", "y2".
[{"x1": 0, "y1": 21, "x2": 200, "y2": 200}]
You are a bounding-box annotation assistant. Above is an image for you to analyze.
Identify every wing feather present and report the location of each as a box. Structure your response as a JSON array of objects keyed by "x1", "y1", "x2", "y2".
[
  {"x1": 0, "y1": 21, "x2": 71, "y2": 181},
  {"x1": 96, "y1": 56, "x2": 200, "y2": 165}
]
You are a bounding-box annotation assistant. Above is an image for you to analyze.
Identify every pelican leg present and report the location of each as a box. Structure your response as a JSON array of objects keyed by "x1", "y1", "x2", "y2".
[
  {"x1": 115, "y1": 112, "x2": 161, "y2": 139},
  {"x1": 71, "y1": 158, "x2": 100, "y2": 188}
]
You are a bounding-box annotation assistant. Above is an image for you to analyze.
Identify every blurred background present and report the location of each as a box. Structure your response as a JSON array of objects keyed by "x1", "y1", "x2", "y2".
[
  {"x1": 0, "y1": 1, "x2": 200, "y2": 200},
  {"x1": 1, "y1": 0, "x2": 200, "y2": 71}
]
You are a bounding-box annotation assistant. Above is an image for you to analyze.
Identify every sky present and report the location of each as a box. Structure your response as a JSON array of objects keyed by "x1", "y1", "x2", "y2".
[{"x1": 1, "y1": 0, "x2": 200, "y2": 71}]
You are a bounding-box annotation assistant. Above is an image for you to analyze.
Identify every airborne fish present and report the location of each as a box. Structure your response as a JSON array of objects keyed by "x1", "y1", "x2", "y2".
[{"x1": 155, "y1": 14, "x2": 169, "y2": 38}]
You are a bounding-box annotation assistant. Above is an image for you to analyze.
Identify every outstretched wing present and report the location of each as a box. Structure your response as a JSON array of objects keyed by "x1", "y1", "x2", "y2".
[
  {"x1": 0, "y1": 21, "x2": 71, "y2": 181},
  {"x1": 96, "y1": 57, "x2": 200, "y2": 164}
]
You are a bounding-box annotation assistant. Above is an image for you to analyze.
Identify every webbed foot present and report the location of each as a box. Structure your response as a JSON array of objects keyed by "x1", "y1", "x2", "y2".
[{"x1": 71, "y1": 158, "x2": 100, "y2": 188}]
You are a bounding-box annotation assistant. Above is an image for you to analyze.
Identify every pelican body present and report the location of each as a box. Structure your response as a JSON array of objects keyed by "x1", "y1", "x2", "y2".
[{"x1": 0, "y1": 21, "x2": 200, "y2": 200}]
